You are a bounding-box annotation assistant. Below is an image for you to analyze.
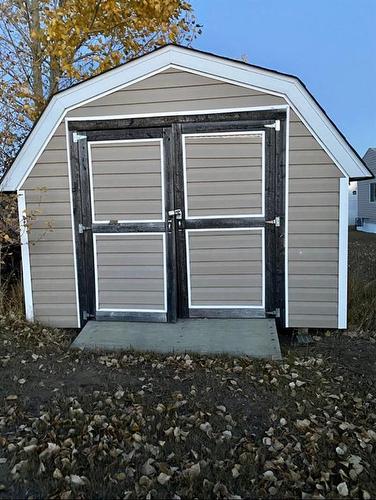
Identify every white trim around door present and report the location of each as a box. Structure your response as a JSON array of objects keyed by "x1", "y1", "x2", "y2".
[{"x1": 65, "y1": 119, "x2": 82, "y2": 327}]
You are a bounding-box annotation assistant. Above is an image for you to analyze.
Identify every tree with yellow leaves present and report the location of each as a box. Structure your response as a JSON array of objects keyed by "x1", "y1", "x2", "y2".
[{"x1": 0, "y1": 0, "x2": 200, "y2": 174}]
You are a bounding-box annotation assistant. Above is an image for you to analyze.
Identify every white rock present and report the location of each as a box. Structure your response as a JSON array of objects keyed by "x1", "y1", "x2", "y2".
[
  {"x1": 114, "y1": 390, "x2": 124, "y2": 399},
  {"x1": 337, "y1": 482, "x2": 349, "y2": 497},
  {"x1": 156, "y1": 403, "x2": 165, "y2": 413},
  {"x1": 11, "y1": 460, "x2": 28, "y2": 475},
  {"x1": 199, "y1": 422, "x2": 212, "y2": 434},
  {"x1": 141, "y1": 459, "x2": 156, "y2": 476},
  {"x1": 157, "y1": 472, "x2": 171, "y2": 485},
  {"x1": 69, "y1": 475, "x2": 86, "y2": 486},
  {"x1": 39, "y1": 442, "x2": 60, "y2": 460},
  {"x1": 132, "y1": 433, "x2": 142, "y2": 443},
  {"x1": 187, "y1": 463, "x2": 200, "y2": 478},
  {"x1": 232, "y1": 466, "x2": 240, "y2": 478},
  {"x1": 139, "y1": 475, "x2": 152, "y2": 488},
  {"x1": 222, "y1": 430, "x2": 232, "y2": 439},
  {"x1": 263, "y1": 470, "x2": 276, "y2": 481},
  {"x1": 53, "y1": 468, "x2": 63, "y2": 480}
]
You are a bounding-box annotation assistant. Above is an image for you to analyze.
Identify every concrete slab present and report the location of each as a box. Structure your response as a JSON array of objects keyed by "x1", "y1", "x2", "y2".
[{"x1": 71, "y1": 319, "x2": 282, "y2": 360}]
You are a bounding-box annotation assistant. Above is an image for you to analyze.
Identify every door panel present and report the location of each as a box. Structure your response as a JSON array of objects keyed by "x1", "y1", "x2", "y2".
[
  {"x1": 89, "y1": 139, "x2": 164, "y2": 223},
  {"x1": 187, "y1": 229, "x2": 264, "y2": 308},
  {"x1": 183, "y1": 133, "x2": 264, "y2": 218},
  {"x1": 94, "y1": 233, "x2": 166, "y2": 312}
]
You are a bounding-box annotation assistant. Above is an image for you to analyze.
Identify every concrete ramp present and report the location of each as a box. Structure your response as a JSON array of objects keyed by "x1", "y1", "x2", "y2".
[{"x1": 72, "y1": 319, "x2": 281, "y2": 360}]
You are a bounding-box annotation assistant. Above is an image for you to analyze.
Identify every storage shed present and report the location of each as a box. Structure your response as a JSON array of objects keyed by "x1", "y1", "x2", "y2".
[{"x1": 1, "y1": 45, "x2": 371, "y2": 330}]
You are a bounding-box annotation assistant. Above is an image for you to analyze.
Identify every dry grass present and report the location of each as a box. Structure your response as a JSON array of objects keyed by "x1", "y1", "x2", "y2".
[
  {"x1": 0, "y1": 280, "x2": 24, "y2": 319},
  {"x1": 348, "y1": 229, "x2": 376, "y2": 331}
]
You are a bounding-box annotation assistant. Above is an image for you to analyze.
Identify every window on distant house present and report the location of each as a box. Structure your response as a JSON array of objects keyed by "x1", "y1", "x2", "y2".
[{"x1": 370, "y1": 183, "x2": 376, "y2": 203}]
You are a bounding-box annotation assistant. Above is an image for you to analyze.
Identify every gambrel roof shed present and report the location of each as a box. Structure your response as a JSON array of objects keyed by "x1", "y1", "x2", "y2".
[
  {"x1": 2, "y1": 45, "x2": 371, "y2": 190},
  {"x1": 1, "y1": 45, "x2": 372, "y2": 334}
]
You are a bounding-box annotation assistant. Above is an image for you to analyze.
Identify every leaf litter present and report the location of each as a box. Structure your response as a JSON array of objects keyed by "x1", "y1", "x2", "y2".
[{"x1": 0, "y1": 315, "x2": 375, "y2": 498}]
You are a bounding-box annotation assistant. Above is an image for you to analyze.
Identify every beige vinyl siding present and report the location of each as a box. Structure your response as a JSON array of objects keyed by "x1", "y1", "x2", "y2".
[
  {"x1": 288, "y1": 111, "x2": 342, "y2": 328},
  {"x1": 20, "y1": 67, "x2": 343, "y2": 329},
  {"x1": 21, "y1": 123, "x2": 78, "y2": 328},
  {"x1": 188, "y1": 230, "x2": 263, "y2": 307},
  {"x1": 95, "y1": 234, "x2": 165, "y2": 310},
  {"x1": 184, "y1": 134, "x2": 263, "y2": 217},
  {"x1": 67, "y1": 68, "x2": 286, "y2": 118},
  {"x1": 90, "y1": 140, "x2": 163, "y2": 222}
]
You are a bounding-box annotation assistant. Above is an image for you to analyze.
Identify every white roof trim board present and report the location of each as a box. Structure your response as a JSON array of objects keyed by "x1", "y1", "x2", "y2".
[{"x1": 1, "y1": 45, "x2": 371, "y2": 191}]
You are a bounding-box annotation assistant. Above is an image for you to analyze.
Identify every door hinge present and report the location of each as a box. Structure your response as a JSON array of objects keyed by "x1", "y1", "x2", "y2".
[
  {"x1": 78, "y1": 223, "x2": 91, "y2": 234},
  {"x1": 265, "y1": 120, "x2": 280, "y2": 132},
  {"x1": 267, "y1": 308, "x2": 280, "y2": 318},
  {"x1": 265, "y1": 216, "x2": 281, "y2": 227},
  {"x1": 73, "y1": 132, "x2": 87, "y2": 143},
  {"x1": 82, "y1": 310, "x2": 95, "y2": 321}
]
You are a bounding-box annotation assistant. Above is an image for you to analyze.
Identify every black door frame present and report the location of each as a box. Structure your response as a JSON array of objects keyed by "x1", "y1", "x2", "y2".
[{"x1": 68, "y1": 109, "x2": 286, "y2": 326}]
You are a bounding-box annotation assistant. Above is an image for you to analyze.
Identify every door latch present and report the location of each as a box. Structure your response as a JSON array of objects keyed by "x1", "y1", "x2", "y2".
[
  {"x1": 78, "y1": 223, "x2": 91, "y2": 234},
  {"x1": 168, "y1": 208, "x2": 182, "y2": 219},
  {"x1": 265, "y1": 216, "x2": 281, "y2": 227},
  {"x1": 266, "y1": 308, "x2": 280, "y2": 318}
]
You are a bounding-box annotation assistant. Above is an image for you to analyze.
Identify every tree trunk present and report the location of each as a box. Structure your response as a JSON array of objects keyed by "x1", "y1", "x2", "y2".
[
  {"x1": 48, "y1": 53, "x2": 62, "y2": 98},
  {"x1": 30, "y1": 0, "x2": 44, "y2": 110}
]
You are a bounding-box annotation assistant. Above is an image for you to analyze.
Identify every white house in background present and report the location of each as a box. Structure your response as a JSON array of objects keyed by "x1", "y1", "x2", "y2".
[
  {"x1": 357, "y1": 148, "x2": 376, "y2": 232},
  {"x1": 348, "y1": 181, "x2": 358, "y2": 225}
]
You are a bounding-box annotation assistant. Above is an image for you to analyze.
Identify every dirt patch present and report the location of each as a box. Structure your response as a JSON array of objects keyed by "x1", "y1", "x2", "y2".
[{"x1": 1, "y1": 318, "x2": 375, "y2": 499}]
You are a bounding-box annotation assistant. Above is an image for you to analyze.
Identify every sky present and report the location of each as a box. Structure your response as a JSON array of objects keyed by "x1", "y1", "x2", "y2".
[{"x1": 190, "y1": 0, "x2": 376, "y2": 156}]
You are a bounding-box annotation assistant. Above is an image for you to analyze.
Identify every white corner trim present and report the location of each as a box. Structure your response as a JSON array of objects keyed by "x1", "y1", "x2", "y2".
[
  {"x1": 284, "y1": 106, "x2": 290, "y2": 328},
  {"x1": 0, "y1": 45, "x2": 370, "y2": 191},
  {"x1": 338, "y1": 177, "x2": 349, "y2": 329},
  {"x1": 64, "y1": 120, "x2": 81, "y2": 328},
  {"x1": 17, "y1": 190, "x2": 34, "y2": 321}
]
